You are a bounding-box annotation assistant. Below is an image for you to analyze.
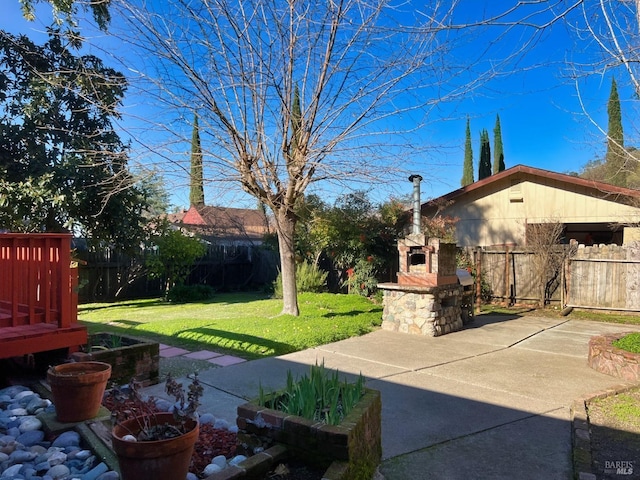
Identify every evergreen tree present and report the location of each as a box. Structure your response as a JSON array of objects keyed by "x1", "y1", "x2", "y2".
[
  {"x1": 189, "y1": 113, "x2": 205, "y2": 206},
  {"x1": 478, "y1": 129, "x2": 492, "y2": 180},
  {"x1": 605, "y1": 78, "x2": 626, "y2": 187},
  {"x1": 461, "y1": 116, "x2": 474, "y2": 186},
  {"x1": 493, "y1": 114, "x2": 505, "y2": 173}
]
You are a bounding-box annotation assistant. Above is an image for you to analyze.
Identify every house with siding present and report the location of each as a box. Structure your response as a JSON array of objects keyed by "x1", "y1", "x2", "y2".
[{"x1": 420, "y1": 165, "x2": 640, "y2": 247}]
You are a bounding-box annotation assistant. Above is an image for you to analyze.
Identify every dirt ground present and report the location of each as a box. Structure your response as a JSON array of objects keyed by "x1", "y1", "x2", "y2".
[{"x1": 588, "y1": 387, "x2": 640, "y2": 480}]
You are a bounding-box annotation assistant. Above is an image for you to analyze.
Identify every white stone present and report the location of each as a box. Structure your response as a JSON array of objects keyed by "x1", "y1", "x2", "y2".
[
  {"x1": 47, "y1": 450, "x2": 68, "y2": 466},
  {"x1": 202, "y1": 463, "x2": 223, "y2": 476},
  {"x1": 46, "y1": 463, "x2": 71, "y2": 479},
  {"x1": 1, "y1": 463, "x2": 23, "y2": 477},
  {"x1": 228, "y1": 455, "x2": 247, "y2": 466},
  {"x1": 19, "y1": 416, "x2": 42, "y2": 432},
  {"x1": 122, "y1": 435, "x2": 137, "y2": 442},
  {"x1": 14, "y1": 390, "x2": 35, "y2": 401},
  {"x1": 212, "y1": 454, "x2": 227, "y2": 468}
]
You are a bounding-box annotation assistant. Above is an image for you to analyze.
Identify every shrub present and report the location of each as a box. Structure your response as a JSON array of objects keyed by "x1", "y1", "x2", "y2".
[
  {"x1": 167, "y1": 284, "x2": 215, "y2": 303},
  {"x1": 272, "y1": 262, "x2": 328, "y2": 298},
  {"x1": 346, "y1": 258, "x2": 378, "y2": 297}
]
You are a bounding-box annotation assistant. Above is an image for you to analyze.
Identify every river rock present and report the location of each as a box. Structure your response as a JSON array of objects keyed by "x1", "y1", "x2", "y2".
[
  {"x1": 199, "y1": 413, "x2": 215, "y2": 425},
  {"x1": 13, "y1": 390, "x2": 35, "y2": 402},
  {"x1": 47, "y1": 450, "x2": 67, "y2": 466},
  {"x1": 203, "y1": 463, "x2": 223, "y2": 476},
  {"x1": 18, "y1": 416, "x2": 42, "y2": 432},
  {"x1": 16, "y1": 430, "x2": 44, "y2": 447},
  {"x1": 1, "y1": 463, "x2": 23, "y2": 477},
  {"x1": 51, "y1": 431, "x2": 79, "y2": 448},
  {"x1": 9, "y1": 449, "x2": 36, "y2": 463},
  {"x1": 46, "y1": 463, "x2": 70, "y2": 479},
  {"x1": 96, "y1": 472, "x2": 120, "y2": 480}
]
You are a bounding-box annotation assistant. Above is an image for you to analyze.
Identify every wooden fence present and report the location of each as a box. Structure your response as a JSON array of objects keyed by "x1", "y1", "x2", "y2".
[
  {"x1": 76, "y1": 244, "x2": 278, "y2": 302},
  {"x1": 565, "y1": 244, "x2": 640, "y2": 311},
  {"x1": 477, "y1": 242, "x2": 640, "y2": 311}
]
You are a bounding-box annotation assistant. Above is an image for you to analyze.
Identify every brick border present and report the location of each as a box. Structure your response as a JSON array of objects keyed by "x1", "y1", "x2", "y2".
[{"x1": 571, "y1": 382, "x2": 638, "y2": 480}]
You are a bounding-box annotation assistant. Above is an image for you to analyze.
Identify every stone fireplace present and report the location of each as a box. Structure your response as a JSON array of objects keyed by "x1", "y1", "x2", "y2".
[{"x1": 379, "y1": 175, "x2": 464, "y2": 337}]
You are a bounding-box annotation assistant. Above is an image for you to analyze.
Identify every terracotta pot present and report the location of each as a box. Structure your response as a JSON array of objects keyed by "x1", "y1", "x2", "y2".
[
  {"x1": 111, "y1": 412, "x2": 199, "y2": 480},
  {"x1": 47, "y1": 361, "x2": 112, "y2": 422}
]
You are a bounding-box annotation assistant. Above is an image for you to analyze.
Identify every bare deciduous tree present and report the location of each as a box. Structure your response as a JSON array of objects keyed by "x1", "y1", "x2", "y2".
[
  {"x1": 525, "y1": 220, "x2": 576, "y2": 306},
  {"x1": 108, "y1": 0, "x2": 495, "y2": 315}
]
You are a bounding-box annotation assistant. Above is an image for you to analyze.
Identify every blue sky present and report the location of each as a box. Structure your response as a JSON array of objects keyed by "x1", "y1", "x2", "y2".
[{"x1": 1, "y1": 1, "x2": 637, "y2": 208}]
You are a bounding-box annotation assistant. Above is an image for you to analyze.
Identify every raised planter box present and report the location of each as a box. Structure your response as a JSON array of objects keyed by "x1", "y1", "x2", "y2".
[
  {"x1": 71, "y1": 333, "x2": 159, "y2": 386},
  {"x1": 588, "y1": 332, "x2": 640, "y2": 382},
  {"x1": 236, "y1": 388, "x2": 381, "y2": 480}
]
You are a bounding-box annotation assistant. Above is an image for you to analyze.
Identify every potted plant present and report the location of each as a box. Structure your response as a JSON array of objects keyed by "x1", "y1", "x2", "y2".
[
  {"x1": 47, "y1": 361, "x2": 112, "y2": 422},
  {"x1": 110, "y1": 373, "x2": 202, "y2": 480},
  {"x1": 237, "y1": 362, "x2": 382, "y2": 480}
]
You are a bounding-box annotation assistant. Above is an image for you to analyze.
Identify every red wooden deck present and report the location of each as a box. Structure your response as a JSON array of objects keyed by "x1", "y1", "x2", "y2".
[{"x1": 0, "y1": 233, "x2": 87, "y2": 358}]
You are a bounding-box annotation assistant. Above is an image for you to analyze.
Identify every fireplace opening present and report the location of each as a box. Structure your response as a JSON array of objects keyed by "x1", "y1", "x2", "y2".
[{"x1": 410, "y1": 252, "x2": 425, "y2": 266}]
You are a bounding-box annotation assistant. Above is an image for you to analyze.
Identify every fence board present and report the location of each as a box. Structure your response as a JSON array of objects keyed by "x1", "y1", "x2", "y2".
[{"x1": 479, "y1": 243, "x2": 640, "y2": 311}]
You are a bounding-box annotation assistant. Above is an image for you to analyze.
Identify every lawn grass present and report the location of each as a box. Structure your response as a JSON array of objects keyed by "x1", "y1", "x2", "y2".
[
  {"x1": 480, "y1": 304, "x2": 640, "y2": 325},
  {"x1": 78, "y1": 292, "x2": 383, "y2": 360}
]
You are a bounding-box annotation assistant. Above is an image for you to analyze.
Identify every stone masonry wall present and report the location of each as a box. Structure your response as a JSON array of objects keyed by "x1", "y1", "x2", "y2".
[
  {"x1": 588, "y1": 332, "x2": 640, "y2": 382},
  {"x1": 381, "y1": 284, "x2": 463, "y2": 337}
]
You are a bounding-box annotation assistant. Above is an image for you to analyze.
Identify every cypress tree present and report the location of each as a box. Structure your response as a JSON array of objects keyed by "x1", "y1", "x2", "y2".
[
  {"x1": 493, "y1": 114, "x2": 505, "y2": 173},
  {"x1": 189, "y1": 113, "x2": 205, "y2": 206},
  {"x1": 461, "y1": 116, "x2": 474, "y2": 186},
  {"x1": 605, "y1": 78, "x2": 626, "y2": 186},
  {"x1": 478, "y1": 129, "x2": 492, "y2": 180}
]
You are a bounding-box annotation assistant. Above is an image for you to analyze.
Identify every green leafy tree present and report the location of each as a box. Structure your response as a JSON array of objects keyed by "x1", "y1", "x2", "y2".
[
  {"x1": 147, "y1": 228, "x2": 206, "y2": 294},
  {"x1": 189, "y1": 114, "x2": 205, "y2": 206},
  {"x1": 295, "y1": 192, "x2": 407, "y2": 293},
  {"x1": 493, "y1": 114, "x2": 505, "y2": 173},
  {"x1": 0, "y1": 29, "x2": 146, "y2": 251},
  {"x1": 461, "y1": 116, "x2": 474, "y2": 186},
  {"x1": 478, "y1": 129, "x2": 492, "y2": 180},
  {"x1": 605, "y1": 77, "x2": 626, "y2": 187},
  {"x1": 20, "y1": 0, "x2": 111, "y2": 31}
]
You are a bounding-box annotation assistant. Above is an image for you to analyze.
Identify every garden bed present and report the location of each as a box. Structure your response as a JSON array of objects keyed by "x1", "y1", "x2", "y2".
[
  {"x1": 587, "y1": 332, "x2": 640, "y2": 381},
  {"x1": 71, "y1": 333, "x2": 159, "y2": 386},
  {"x1": 236, "y1": 388, "x2": 381, "y2": 480}
]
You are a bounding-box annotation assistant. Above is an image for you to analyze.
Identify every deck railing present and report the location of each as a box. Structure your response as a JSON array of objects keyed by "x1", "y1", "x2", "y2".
[{"x1": 0, "y1": 233, "x2": 78, "y2": 332}]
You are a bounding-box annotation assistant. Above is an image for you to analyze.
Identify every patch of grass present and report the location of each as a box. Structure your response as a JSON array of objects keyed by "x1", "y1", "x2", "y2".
[
  {"x1": 79, "y1": 292, "x2": 382, "y2": 360},
  {"x1": 568, "y1": 309, "x2": 640, "y2": 325},
  {"x1": 613, "y1": 332, "x2": 640, "y2": 353},
  {"x1": 592, "y1": 392, "x2": 640, "y2": 429},
  {"x1": 479, "y1": 304, "x2": 640, "y2": 325}
]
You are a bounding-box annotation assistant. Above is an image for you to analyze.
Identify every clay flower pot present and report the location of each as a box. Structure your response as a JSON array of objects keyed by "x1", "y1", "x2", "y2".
[
  {"x1": 111, "y1": 412, "x2": 199, "y2": 480},
  {"x1": 47, "y1": 361, "x2": 112, "y2": 422}
]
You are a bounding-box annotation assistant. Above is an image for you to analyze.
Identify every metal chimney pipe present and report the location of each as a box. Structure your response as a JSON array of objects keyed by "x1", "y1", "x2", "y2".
[{"x1": 409, "y1": 174, "x2": 423, "y2": 235}]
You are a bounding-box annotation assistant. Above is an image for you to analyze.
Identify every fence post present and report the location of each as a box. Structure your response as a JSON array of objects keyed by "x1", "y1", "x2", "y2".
[{"x1": 475, "y1": 249, "x2": 482, "y2": 314}]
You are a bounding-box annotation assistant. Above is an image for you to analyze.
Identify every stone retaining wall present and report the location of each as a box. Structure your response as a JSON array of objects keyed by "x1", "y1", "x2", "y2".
[
  {"x1": 587, "y1": 333, "x2": 640, "y2": 382},
  {"x1": 380, "y1": 284, "x2": 463, "y2": 337}
]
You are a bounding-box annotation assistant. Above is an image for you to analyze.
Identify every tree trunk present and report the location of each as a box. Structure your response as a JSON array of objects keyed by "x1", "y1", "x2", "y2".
[{"x1": 275, "y1": 208, "x2": 299, "y2": 316}]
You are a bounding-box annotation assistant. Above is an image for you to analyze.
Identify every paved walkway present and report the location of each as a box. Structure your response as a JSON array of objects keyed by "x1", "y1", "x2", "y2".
[
  {"x1": 144, "y1": 315, "x2": 640, "y2": 479},
  {"x1": 158, "y1": 343, "x2": 247, "y2": 367}
]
